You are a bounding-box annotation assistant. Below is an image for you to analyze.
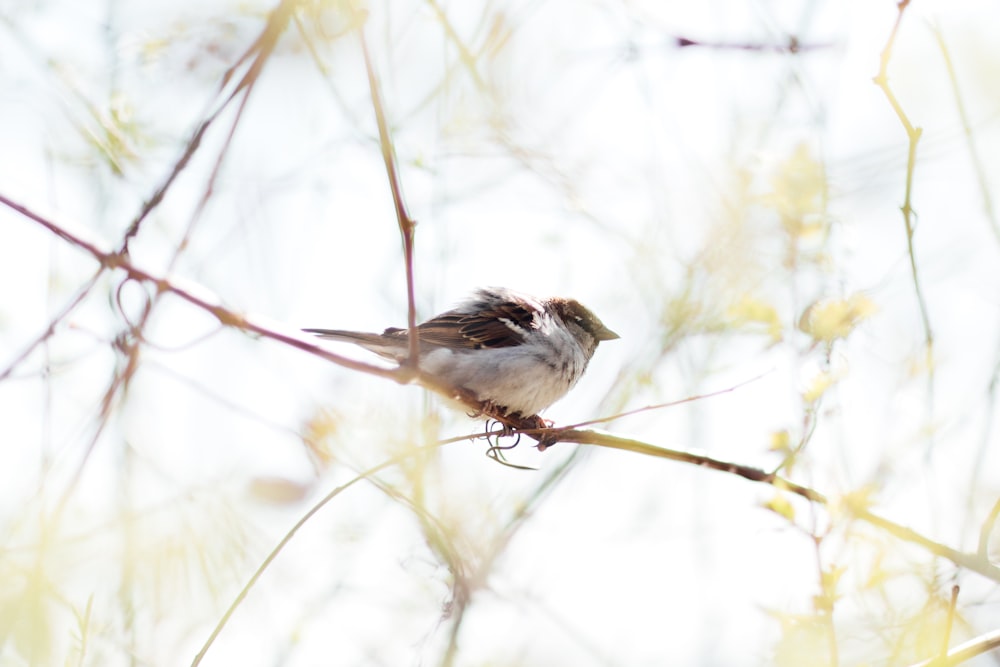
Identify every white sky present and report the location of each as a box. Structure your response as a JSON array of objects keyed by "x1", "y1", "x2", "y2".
[{"x1": 3, "y1": 0, "x2": 1000, "y2": 665}]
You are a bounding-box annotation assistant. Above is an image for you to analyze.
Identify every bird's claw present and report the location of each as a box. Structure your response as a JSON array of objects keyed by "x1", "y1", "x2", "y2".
[{"x1": 479, "y1": 410, "x2": 558, "y2": 462}]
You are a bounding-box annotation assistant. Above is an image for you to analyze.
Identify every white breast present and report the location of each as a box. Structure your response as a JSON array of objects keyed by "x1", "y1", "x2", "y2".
[{"x1": 418, "y1": 325, "x2": 590, "y2": 416}]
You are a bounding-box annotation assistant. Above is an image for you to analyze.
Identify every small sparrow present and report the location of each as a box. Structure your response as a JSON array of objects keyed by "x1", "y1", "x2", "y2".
[{"x1": 305, "y1": 287, "x2": 619, "y2": 418}]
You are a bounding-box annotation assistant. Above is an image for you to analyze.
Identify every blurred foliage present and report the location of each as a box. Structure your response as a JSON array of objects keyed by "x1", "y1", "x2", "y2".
[{"x1": 3, "y1": 0, "x2": 1000, "y2": 665}]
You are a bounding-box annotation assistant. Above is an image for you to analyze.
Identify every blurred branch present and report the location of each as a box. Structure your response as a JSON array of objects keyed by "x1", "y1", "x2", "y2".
[
  {"x1": 425, "y1": 0, "x2": 487, "y2": 89},
  {"x1": 0, "y1": 268, "x2": 101, "y2": 382},
  {"x1": 190, "y1": 444, "x2": 440, "y2": 667},
  {"x1": 872, "y1": 0, "x2": 935, "y2": 382},
  {"x1": 908, "y1": 625, "x2": 1000, "y2": 667},
  {"x1": 440, "y1": 441, "x2": 584, "y2": 667},
  {"x1": 561, "y1": 371, "x2": 770, "y2": 430},
  {"x1": 62, "y1": 1, "x2": 299, "y2": 515},
  {"x1": 969, "y1": 337, "x2": 1000, "y2": 550},
  {"x1": 51, "y1": 334, "x2": 139, "y2": 518},
  {"x1": 941, "y1": 585, "x2": 960, "y2": 660},
  {"x1": 188, "y1": 410, "x2": 1000, "y2": 664},
  {"x1": 354, "y1": 10, "x2": 421, "y2": 367},
  {"x1": 1, "y1": 191, "x2": 502, "y2": 416},
  {"x1": 120, "y1": 0, "x2": 302, "y2": 254},
  {"x1": 977, "y1": 496, "x2": 1000, "y2": 558},
  {"x1": 943, "y1": 14, "x2": 1000, "y2": 575},
  {"x1": 3, "y1": 0, "x2": 311, "y2": 519},
  {"x1": 523, "y1": 426, "x2": 1000, "y2": 583},
  {"x1": 0, "y1": 193, "x2": 401, "y2": 382},
  {"x1": 673, "y1": 35, "x2": 832, "y2": 53},
  {"x1": 930, "y1": 25, "x2": 1000, "y2": 246}
]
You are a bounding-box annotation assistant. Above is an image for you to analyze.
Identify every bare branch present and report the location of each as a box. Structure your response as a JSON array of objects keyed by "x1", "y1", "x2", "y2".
[
  {"x1": 190, "y1": 444, "x2": 443, "y2": 667},
  {"x1": 354, "y1": 10, "x2": 420, "y2": 368},
  {"x1": 907, "y1": 626, "x2": 1000, "y2": 667},
  {"x1": 1, "y1": 193, "x2": 400, "y2": 382},
  {"x1": 0, "y1": 268, "x2": 102, "y2": 382},
  {"x1": 120, "y1": 0, "x2": 302, "y2": 252},
  {"x1": 930, "y1": 26, "x2": 1000, "y2": 246},
  {"x1": 977, "y1": 496, "x2": 1000, "y2": 558},
  {"x1": 517, "y1": 426, "x2": 1000, "y2": 583},
  {"x1": 940, "y1": 585, "x2": 960, "y2": 660},
  {"x1": 189, "y1": 412, "x2": 1000, "y2": 664},
  {"x1": 872, "y1": 0, "x2": 935, "y2": 394},
  {"x1": 560, "y1": 371, "x2": 770, "y2": 430}
]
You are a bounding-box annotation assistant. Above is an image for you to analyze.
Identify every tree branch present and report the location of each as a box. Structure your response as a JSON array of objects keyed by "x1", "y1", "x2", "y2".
[
  {"x1": 1, "y1": 193, "x2": 400, "y2": 382},
  {"x1": 907, "y1": 626, "x2": 1000, "y2": 667},
  {"x1": 355, "y1": 10, "x2": 421, "y2": 368},
  {"x1": 872, "y1": 0, "x2": 935, "y2": 397},
  {"x1": 11, "y1": 186, "x2": 1000, "y2": 588},
  {"x1": 119, "y1": 0, "x2": 303, "y2": 253}
]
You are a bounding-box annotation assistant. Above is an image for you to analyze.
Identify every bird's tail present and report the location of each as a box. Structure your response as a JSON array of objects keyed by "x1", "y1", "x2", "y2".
[
  {"x1": 302, "y1": 328, "x2": 407, "y2": 361},
  {"x1": 303, "y1": 328, "x2": 380, "y2": 343}
]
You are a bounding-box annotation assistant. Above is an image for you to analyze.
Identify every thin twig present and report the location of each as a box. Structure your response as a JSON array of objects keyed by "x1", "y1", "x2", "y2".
[
  {"x1": 560, "y1": 371, "x2": 770, "y2": 430},
  {"x1": 190, "y1": 445, "x2": 446, "y2": 666},
  {"x1": 520, "y1": 427, "x2": 1000, "y2": 583},
  {"x1": 164, "y1": 48, "x2": 260, "y2": 273},
  {"x1": 907, "y1": 625, "x2": 1000, "y2": 667},
  {"x1": 118, "y1": 0, "x2": 302, "y2": 253},
  {"x1": 0, "y1": 268, "x2": 102, "y2": 382},
  {"x1": 0, "y1": 193, "x2": 520, "y2": 423},
  {"x1": 977, "y1": 496, "x2": 1000, "y2": 558},
  {"x1": 0, "y1": 193, "x2": 402, "y2": 382},
  {"x1": 355, "y1": 12, "x2": 420, "y2": 368},
  {"x1": 188, "y1": 416, "x2": 1000, "y2": 665},
  {"x1": 930, "y1": 25, "x2": 1000, "y2": 245},
  {"x1": 940, "y1": 585, "x2": 959, "y2": 660},
  {"x1": 440, "y1": 440, "x2": 582, "y2": 666},
  {"x1": 425, "y1": 0, "x2": 487, "y2": 89},
  {"x1": 872, "y1": 0, "x2": 935, "y2": 417}
]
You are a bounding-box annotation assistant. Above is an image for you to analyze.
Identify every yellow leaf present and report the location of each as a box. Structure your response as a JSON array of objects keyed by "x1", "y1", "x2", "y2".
[
  {"x1": 764, "y1": 492, "x2": 796, "y2": 522},
  {"x1": 828, "y1": 485, "x2": 879, "y2": 523},
  {"x1": 302, "y1": 408, "x2": 340, "y2": 466},
  {"x1": 248, "y1": 477, "x2": 311, "y2": 505},
  {"x1": 769, "y1": 429, "x2": 791, "y2": 453},
  {"x1": 762, "y1": 143, "x2": 829, "y2": 241},
  {"x1": 841, "y1": 485, "x2": 878, "y2": 513},
  {"x1": 799, "y1": 293, "x2": 877, "y2": 343},
  {"x1": 802, "y1": 370, "x2": 835, "y2": 403},
  {"x1": 728, "y1": 294, "x2": 783, "y2": 342},
  {"x1": 820, "y1": 565, "x2": 845, "y2": 598}
]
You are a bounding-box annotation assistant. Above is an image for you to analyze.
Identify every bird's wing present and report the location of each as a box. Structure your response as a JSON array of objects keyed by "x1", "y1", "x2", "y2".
[{"x1": 381, "y1": 300, "x2": 541, "y2": 350}]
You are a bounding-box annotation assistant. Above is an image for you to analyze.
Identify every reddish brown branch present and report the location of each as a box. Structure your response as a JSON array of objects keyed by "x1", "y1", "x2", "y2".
[
  {"x1": 120, "y1": 0, "x2": 302, "y2": 253},
  {"x1": 355, "y1": 14, "x2": 420, "y2": 368},
  {"x1": 0, "y1": 193, "x2": 400, "y2": 382}
]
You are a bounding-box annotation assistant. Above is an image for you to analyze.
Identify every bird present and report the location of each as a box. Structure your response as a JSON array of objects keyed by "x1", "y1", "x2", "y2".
[{"x1": 304, "y1": 287, "x2": 619, "y2": 418}]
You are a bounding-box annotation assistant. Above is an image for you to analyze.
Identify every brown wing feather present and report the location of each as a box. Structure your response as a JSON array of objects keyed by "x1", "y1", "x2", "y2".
[{"x1": 383, "y1": 301, "x2": 540, "y2": 350}]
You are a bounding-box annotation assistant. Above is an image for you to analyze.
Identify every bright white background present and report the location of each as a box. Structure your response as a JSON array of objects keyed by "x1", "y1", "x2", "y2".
[{"x1": 3, "y1": 0, "x2": 1000, "y2": 665}]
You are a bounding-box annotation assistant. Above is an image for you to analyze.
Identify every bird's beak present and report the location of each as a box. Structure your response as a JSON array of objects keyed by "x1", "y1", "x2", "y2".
[{"x1": 596, "y1": 326, "x2": 620, "y2": 341}]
